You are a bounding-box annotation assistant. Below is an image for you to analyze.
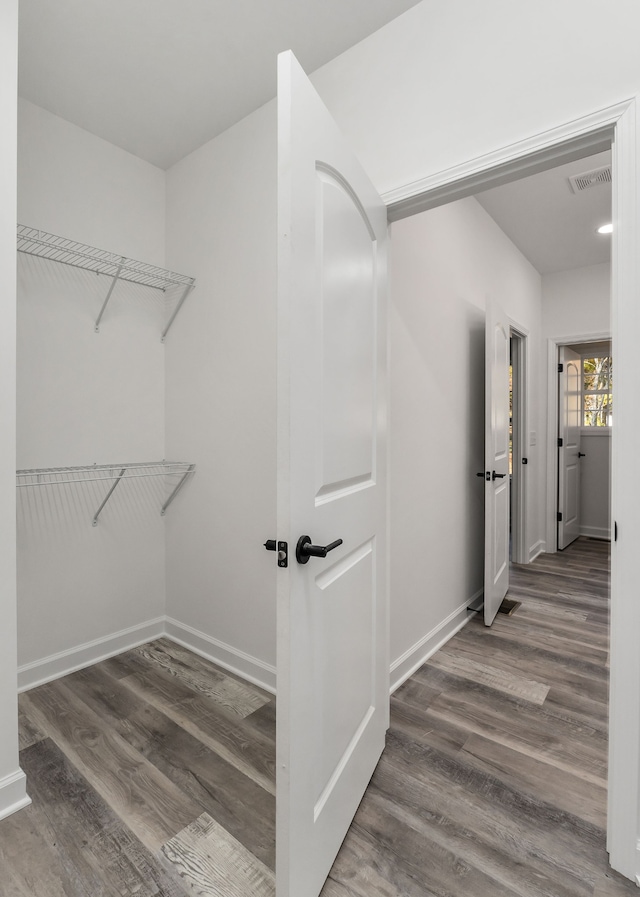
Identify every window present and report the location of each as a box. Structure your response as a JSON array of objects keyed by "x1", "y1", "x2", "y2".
[{"x1": 583, "y1": 355, "x2": 612, "y2": 427}]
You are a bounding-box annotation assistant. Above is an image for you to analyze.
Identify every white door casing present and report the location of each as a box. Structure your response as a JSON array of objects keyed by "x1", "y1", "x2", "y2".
[
  {"x1": 276, "y1": 51, "x2": 389, "y2": 897},
  {"x1": 558, "y1": 346, "x2": 582, "y2": 550},
  {"x1": 484, "y1": 300, "x2": 510, "y2": 626}
]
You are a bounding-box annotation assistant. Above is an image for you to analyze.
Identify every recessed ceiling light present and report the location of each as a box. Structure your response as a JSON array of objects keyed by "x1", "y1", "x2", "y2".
[{"x1": 597, "y1": 223, "x2": 613, "y2": 234}]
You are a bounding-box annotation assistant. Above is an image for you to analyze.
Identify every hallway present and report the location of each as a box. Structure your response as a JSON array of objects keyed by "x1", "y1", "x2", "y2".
[{"x1": 323, "y1": 538, "x2": 637, "y2": 896}]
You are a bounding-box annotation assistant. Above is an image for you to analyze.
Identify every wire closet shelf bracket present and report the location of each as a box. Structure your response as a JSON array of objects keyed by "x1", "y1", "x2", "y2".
[
  {"x1": 17, "y1": 225, "x2": 196, "y2": 341},
  {"x1": 16, "y1": 461, "x2": 196, "y2": 526}
]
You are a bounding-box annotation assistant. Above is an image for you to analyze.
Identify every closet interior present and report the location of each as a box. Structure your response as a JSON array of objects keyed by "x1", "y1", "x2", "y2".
[{"x1": 10, "y1": 96, "x2": 278, "y2": 891}]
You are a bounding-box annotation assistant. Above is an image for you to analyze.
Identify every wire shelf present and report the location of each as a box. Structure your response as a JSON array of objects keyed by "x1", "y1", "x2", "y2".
[
  {"x1": 17, "y1": 225, "x2": 196, "y2": 340},
  {"x1": 17, "y1": 460, "x2": 192, "y2": 487},
  {"x1": 17, "y1": 461, "x2": 196, "y2": 524},
  {"x1": 17, "y1": 226, "x2": 194, "y2": 292}
]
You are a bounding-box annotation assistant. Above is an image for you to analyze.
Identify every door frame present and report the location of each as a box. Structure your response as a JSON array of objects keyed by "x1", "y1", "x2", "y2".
[
  {"x1": 383, "y1": 97, "x2": 640, "y2": 882},
  {"x1": 545, "y1": 333, "x2": 611, "y2": 554},
  {"x1": 509, "y1": 325, "x2": 528, "y2": 565}
]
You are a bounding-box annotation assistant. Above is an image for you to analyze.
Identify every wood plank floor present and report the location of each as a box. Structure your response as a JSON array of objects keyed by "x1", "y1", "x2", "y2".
[
  {"x1": 1, "y1": 538, "x2": 637, "y2": 895},
  {"x1": 1, "y1": 638, "x2": 277, "y2": 896},
  {"x1": 322, "y1": 537, "x2": 638, "y2": 897}
]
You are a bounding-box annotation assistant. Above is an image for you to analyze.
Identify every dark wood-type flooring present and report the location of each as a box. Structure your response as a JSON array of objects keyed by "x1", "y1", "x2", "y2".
[
  {"x1": 1, "y1": 537, "x2": 637, "y2": 895},
  {"x1": 323, "y1": 537, "x2": 636, "y2": 897},
  {"x1": 2, "y1": 639, "x2": 278, "y2": 896}
]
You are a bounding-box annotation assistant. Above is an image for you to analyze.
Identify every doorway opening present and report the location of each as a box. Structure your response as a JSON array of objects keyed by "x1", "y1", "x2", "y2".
[
  {"x1": 385, "y1": 99, "x2": 639, "y2": 878},
  {"x1": 546, "y1": 334, "x2": 613, "y2": 554},
  {"x1": 556, "y1": 338, "x2": 613, "y2": 551},
  {"x1": 510, "y1": 328, "x2": 527, "y2": 565}
]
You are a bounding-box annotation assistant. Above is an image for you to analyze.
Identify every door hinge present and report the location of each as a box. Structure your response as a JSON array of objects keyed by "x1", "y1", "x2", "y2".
[
  {"x1": 557, "y1": 511, "x2": 563, "y2": 522},
  {"x1": 264, "y1": 539, "x2": 288, "y2": 568},
  {"x1": 557, "y1": 437, "x2": 563, "y2": 447},
  {"x1": 558, "y1": 363, "x2": 564, "y2": 373}
]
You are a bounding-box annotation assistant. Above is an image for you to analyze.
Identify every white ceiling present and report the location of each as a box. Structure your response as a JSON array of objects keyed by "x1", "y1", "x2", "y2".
[
  {"x1": 18, "y1": 3, "x2": 612, "y2": 274},
  {"x1": 18, "y1": 0, "x2": 421, "y2": 170},
  {"x1": 475, "y1": 151, "x2": 612, "y2": 275}
]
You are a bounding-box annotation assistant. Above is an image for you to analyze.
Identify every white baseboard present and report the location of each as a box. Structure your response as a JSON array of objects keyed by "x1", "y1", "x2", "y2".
[
  {"x1": 164, "y1": 617, "x2": 276, "y2": 695},
  {"x1": 19, "y1": 597, "x2": 482, "y2": 700},
  {"x1": 389, "y1": 595, "x2": 478, "y2": 695},
  {"x1": 0, "y1": 768, "x2": 31, "y2": 821},
  {"x1": 17, "y1": 617, "x2": 166, "y2": 693},
  {"x1": 529, "y1": 540, "x2": 545, "y2": 562},
  {"x1": 580, "y1": 525, "x2": 611, "y2": 541},
  {"x1": 18, "y1": 615, "x2": 276, "y2": 696}
]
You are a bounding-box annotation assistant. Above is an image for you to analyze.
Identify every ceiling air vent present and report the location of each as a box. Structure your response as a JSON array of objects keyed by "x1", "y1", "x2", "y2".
[{"x1": 568, "y1": 165, "x2": 612, "y2": 194}]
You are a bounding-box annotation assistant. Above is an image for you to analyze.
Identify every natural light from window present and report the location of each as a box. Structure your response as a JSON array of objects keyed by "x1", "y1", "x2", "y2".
[{"x1": 583, "y1": 355, "x2": 612, "y2": 427}]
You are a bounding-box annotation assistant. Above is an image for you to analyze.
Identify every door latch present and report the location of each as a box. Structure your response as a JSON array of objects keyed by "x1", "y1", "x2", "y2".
[{"x1": 264, "y1": 539, "x2": 288, "y2": 567}]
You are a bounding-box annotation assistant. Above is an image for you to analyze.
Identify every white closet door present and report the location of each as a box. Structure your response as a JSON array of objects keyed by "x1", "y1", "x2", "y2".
[
  {"x1": 558, "y1": 345, "x2": 582, "y2": 550},
  {"x1": 276, "y1": 50, "x2": 389, "y2": 897},
  {"x1": 484, "y1": 300, "x2": 510, "y2": 626}
]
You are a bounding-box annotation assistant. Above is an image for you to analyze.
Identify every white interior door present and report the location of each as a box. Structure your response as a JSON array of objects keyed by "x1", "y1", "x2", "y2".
[
  {"x1": 484, "y1": 300, "x2": 510, "y2": 626},
  {"x1": 558, "y1": 345, "x2": 582, "y2": 550},
  {"x1": 276, "y1": 51, "x2": 389, "y2": 897}
]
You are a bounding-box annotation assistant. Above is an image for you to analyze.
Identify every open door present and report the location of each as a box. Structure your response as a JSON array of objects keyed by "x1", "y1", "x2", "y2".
[
  {"x1": 558, "y1": 345, "x2": 582, "y2": 549},
  {"x1": 484, "y1": 300, "x2": 510, "y2": 625},
  {"x1": 276, "y1": 52, "x2": 389, "y2": 897}
]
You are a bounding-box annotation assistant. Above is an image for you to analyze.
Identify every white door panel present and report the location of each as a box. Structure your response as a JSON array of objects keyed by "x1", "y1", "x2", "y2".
[
  {"x1": 484, "y1": 301, "x2": 510, "y2": 626},
  {"x1": 558, "y1": 346, "x2": 582, "y2": 549},
  {"x1": 276, "y1": 51, "x2": 388, "y2": 897}
]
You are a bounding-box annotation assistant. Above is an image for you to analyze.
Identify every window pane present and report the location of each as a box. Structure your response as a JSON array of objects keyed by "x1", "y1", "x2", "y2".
[
  {"x1": 583, "y1": 356, "x2": 613, "y2": 427},
  {"x1": 584, "y1": 392, "x2": 612, "y2": 426}
]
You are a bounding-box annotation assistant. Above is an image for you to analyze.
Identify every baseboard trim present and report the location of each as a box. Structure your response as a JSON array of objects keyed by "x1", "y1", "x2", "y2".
[
  {"x1": 17, "y1": 615, "x2": 276, "y2": 696},
  {"x1": 17, "y1": 618, "x2": 166, "y2": 693},
  {"x1": 389, "y1": 595, "x2": 478, "y2": 695},
  {"x1": 164, "y1": 617, "x2": 276, "y2": 695},
  {"x1": 18, "y1": 596, "x2": 484, "y2": 699},
  {"x1": 580, "y1": 525, "x2": 611, "y2": 541},
  {"x1": 529, "y1": 540, "x2": 545, "y2": 562},
  {"x1": 0, "y1": 768, "x2": 31, "y2": 821}
]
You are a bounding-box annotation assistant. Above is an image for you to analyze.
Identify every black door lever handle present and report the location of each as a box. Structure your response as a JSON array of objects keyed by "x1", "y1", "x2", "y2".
[
  {"x1": 578, "y1": 452, "x2": 586, "y2": 457},
  {"x1": 296, "y1": 535, "x2": 343, "y2": 564},
  {"x1": 492, "y1": 471, "x2": 507, "y2": 480}
]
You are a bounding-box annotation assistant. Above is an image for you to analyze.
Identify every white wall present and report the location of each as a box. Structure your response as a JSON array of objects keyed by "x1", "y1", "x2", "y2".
[
  {"x1": 164, "y1": 102, "x2": 278, "y2": 688},
  {"x1": 18, "y1": 100, "x2": 165, "y2": 264},
  {"x1": 16, "y1": 101, "x2": 168, "y2": 683},
  {"x1": 542, "y1": 263, "x2": 611, "y2": 543},
  {"x1": 0, "y1": 0, "x2": 29, "y2": 821},
  {"x1": 310, "y1": 0, "x2": 640, "y2": 195},
  {"x1": 542, "y1": 264, "x2": 611, "y2": 340},
  {"x1": 579, "y1": 432, "x2": 611, "y2": 540},
  {"x1": 389, "y1": 197, "x2": 543, "y2": 686}
]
